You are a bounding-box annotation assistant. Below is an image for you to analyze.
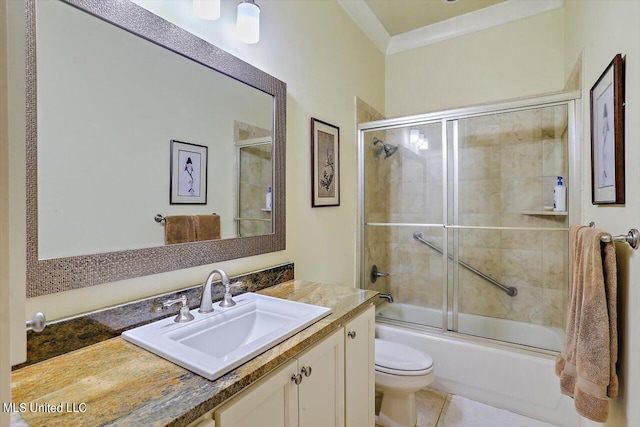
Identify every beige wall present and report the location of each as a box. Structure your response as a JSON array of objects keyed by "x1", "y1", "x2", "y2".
[
  {"x1": 564, "y1": 1, "x2": 640, "y2": 426},
  {"x1": 0, "y1": 0, "x2": 10, "y2": 421},
  {"x1": 385, "y1": 8, "x2": 565, "y2": 117},
  {"x1": 19, "y1": 1, "x2": 384, "y2": 321}
]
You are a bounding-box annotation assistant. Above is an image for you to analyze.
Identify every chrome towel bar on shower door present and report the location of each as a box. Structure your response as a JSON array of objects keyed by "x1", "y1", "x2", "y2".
[{"x1": 413, "y1": 232, "x2": 518, "y2": 297}]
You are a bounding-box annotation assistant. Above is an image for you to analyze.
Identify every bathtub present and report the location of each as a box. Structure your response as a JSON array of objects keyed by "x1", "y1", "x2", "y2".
[
  {"x1": 376, "y1": 302, "x2": 565, "y2": 352},
  {"x1": 375, "y1": 303, "x2": 581, "y2": 427}
]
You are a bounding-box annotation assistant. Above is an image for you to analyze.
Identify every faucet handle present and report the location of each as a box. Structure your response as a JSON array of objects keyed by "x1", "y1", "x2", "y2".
[
  {"x1": 164, "y1": 295, "x2": 195, "y2": 323},
  {"x1": 219, "y1": 281, "x2": 241, "y2": 308}
]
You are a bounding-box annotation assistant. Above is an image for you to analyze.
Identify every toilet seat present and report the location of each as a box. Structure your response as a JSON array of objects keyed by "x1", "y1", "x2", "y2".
[{"x1": 375, "y1": 339, "x2": 433, "y2": 376}]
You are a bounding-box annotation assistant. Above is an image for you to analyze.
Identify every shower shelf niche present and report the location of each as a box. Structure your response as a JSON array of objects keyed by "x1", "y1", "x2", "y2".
[{"x1": 520, "y1": 211, "x2": 568, "y2": 216}]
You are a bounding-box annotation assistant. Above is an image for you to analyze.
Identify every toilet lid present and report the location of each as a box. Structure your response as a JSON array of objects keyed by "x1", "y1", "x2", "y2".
[{"x1": 375, "y1": 339, "x2": 433, "y2": 373}]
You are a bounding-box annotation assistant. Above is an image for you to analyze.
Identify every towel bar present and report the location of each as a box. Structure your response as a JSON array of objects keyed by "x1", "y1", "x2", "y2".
[
  {"x1": 589, "y1": 222, "x2": 640, "y2": 250},
  {"x1": 601, "y1": 229, "x2": 640, "y2": 249},
  {"x1": 155, "y1": 213, "x2": 219, "y2": 224},
  {"x1": 26, "y1": 312, "x2": 46, "y2": 332}
]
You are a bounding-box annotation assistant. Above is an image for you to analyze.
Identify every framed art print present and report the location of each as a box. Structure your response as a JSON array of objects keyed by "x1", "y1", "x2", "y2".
[
  {"x1": 170, "y1": 139, "x2": 208, "y2": 204},
  {"x1": 591, "y1": 54, "x2": 625, "y2": 205},
  {"x1": 311, "y1": 118, "x2": 340, "y2": 207}
]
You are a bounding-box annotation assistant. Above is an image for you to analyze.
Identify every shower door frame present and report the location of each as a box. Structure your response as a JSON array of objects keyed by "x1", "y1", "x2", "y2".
[{"x1": 357, "y1": 90, "x2": 581, "y2": 346}]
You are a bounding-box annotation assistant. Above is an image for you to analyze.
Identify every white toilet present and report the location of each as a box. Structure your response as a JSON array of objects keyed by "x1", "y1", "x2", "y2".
[{"x1": 375, "y1": 338, "x2": 434, "y2": 427}]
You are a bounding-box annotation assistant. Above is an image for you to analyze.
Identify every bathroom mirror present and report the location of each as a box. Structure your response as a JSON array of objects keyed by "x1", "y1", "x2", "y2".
[{"x1": 26, "y1": 0, "x2": 286, "y2": 297}]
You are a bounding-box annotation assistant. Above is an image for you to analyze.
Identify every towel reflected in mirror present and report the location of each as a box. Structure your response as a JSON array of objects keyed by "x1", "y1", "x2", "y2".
[{"x1": 164, "y1": 215, "x2": 221, "y2": 245}]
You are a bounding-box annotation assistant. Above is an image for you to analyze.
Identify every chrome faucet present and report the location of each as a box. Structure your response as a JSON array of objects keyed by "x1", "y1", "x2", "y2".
[
  {"x1": 199, "y1": 269, "x2": 229, "y2": 313},
  {"x1": 199, "y1": 268, "x2": 240, "y2": 313},
  {"x1": 379, "y1": 293, "x2": 394, "y2": 303}
]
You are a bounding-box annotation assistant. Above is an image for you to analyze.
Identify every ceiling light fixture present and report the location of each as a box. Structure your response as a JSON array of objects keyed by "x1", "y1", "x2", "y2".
[
  {"x1": 237, "y1": 0, "x2": 261, "y2": 44},
  {"x1": 193, "y1": 0, "x2": 221, "y2": 20}
]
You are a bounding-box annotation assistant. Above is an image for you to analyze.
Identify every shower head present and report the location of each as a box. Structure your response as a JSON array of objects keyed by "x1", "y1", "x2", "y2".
[{"x1": 372, "y1": 137, "x2": 398, "y2": 159}]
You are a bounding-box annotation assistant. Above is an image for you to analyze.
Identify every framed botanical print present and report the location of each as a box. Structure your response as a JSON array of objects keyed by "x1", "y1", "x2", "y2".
[
  {"x1": 311, "y1": 118, "x2": 340, "y2": 207},
  {"x1": 591, "y1": 54, "x2": 625, "y2": 205},
  {"x1": 170, "y1": 139, "x2": 208, "y2": 204}
]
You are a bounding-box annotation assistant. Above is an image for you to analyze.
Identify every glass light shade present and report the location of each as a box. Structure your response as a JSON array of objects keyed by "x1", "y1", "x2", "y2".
[
  {"x1": 418, "y1": 135, "x2": 429, "y2": 151},
  {"x1": 237, "y1": 1, "x2": 260, "y2": 44},
  {"x1": 409, "y1": 129, "x2": 420, "y2": 144},
  {"x1": 193, "y1": 0, "x2": 221, "y2": 20}
]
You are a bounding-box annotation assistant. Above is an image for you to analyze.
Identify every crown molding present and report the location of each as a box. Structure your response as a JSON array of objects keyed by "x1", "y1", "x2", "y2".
[
  {"x1": 335, "y1": 0, "x2": 390, "y2": 53},
  {"x1": 338, "y1": 0, "x2": 564, "y2": 56}
]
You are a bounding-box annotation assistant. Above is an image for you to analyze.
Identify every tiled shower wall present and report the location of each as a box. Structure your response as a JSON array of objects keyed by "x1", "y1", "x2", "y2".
[{"x1": 364, "y1": 105, "x2": 568, "y2": 329}]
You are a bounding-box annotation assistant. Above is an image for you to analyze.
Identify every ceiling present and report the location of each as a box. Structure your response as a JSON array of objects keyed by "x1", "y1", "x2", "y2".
[
  {"x1": 364, "y1": 0, "x2": 508, "y2": 36},
  {"x1": 337, "y1": 0, "x2": 565, "y2": 54}
]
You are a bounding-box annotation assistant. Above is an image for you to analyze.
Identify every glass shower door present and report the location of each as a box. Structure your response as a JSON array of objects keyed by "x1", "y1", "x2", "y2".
[
  {"x1": 446, "y1": 104, "x2": 570, "y2": 351},
  {"x1": 362, "y1": 123, "x2": 444, "y2": 329},
  {"x1": 359, "y1": 92, "x2": 577, "y2": 352}
]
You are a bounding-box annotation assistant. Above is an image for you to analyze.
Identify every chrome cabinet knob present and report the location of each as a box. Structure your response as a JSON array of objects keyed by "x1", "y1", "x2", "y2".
[
  {"x1": 301, "y1": 366, "x2": 312, "y2": 377},
  {"x1": 347, "y1": 331, "x2": 356, "y2": 339},
  {"x1": 291, "y1": 373, "x2": 303, "y2": 385}
]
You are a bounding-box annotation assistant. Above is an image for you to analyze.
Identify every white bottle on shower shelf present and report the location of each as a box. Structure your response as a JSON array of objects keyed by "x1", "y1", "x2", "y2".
[
  {"x1": 265, "y1": 186, "x2": 272, "y2": 210},
  {"x1": 553, "y1": 176, "x2": 566, "y2": 212}
]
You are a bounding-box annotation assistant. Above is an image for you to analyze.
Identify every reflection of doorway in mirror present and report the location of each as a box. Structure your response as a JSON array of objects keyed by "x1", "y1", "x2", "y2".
[
  {"x1": 596, "y1": 83, "x2": 614, "y2": 189},
  {"x1": 234, "y1": 127, "x2": 273, "y2": 238},
  {"x1": 178, "y1": 150, "x2": 201, "y2": 197}
]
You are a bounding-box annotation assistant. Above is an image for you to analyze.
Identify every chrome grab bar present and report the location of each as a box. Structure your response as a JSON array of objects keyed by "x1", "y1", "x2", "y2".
[{"x1": 413, "y1": 232, "x2": 517, "y2": 297}]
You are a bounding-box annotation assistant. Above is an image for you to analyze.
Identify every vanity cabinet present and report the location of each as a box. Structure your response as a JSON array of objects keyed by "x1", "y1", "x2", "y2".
[
  {"x1": 215, "y1": 329, "x2": 345, "y2": 427},
  {"x1": 345, "y1": 305, "x2": 375, "y2": 427},
  {"x1": 213, "y1": 305, "x2": 374, "y2": 427},
  {"x1": 297, "y1": 328, "x2": 345, "y2": 427},
  {"x1": 213, "y1": 358, "x2": 298, "y2": 427}
]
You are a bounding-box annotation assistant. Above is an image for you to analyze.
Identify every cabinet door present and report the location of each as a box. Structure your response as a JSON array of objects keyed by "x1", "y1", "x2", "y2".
[
  {"x1": 345, "y1": 305, "x2": 375, "y2": 427},
  {"x1": 215, "y1": 359, "x2": 299, "y2": 427},
  {"x1": 297, "y1": 329, "x2": 345, "y2": 427}
]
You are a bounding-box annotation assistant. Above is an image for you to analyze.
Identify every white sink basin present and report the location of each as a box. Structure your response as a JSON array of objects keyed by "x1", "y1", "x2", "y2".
[{"x1": 122, "y1": 292, "x2": 331, "y2": 380}]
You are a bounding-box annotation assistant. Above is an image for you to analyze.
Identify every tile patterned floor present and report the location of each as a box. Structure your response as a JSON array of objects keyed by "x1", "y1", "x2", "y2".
[{"x1": 378, "y1": 387, "x2": 556, "y2": 427}]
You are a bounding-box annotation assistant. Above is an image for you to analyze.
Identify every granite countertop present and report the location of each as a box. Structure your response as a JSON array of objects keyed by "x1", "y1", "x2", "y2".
[
  {"x1": 11, "y1": 281, "x2": 378, "y2": 427},
  {"x1": 14, "y1": 264, "x2": 295, "y2": 370}
]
